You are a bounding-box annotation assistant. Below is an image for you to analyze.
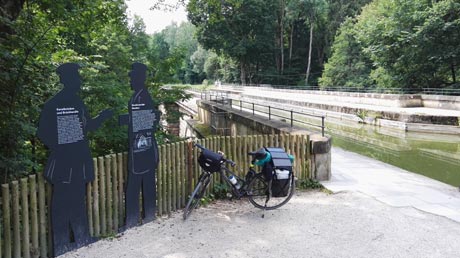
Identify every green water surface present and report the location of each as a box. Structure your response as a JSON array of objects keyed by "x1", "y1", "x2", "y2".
[{"x1": 326, "y1": 119, "x2": 460, "y2": 187}]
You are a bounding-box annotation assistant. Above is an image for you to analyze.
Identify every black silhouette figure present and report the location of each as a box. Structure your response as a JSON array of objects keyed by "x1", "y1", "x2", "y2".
[
  {"x1": 37, "y1": 63, "x2": 113, "y2": 257},
  {"x1": 119, "y1": 63, "x2": 159, "y2": 229}
]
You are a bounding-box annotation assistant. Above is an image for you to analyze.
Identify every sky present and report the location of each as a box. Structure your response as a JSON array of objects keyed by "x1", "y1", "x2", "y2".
[{"x1": 125, "y1": 0, "x2": 188, "y2": 34}]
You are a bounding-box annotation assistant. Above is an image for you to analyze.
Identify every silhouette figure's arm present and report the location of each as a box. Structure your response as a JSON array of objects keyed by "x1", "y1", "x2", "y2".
[
  {"x1": 86, "y1": 109, "x2": 113, "y2": 132},
  {"x1": 119, "y1": 114, "x2": 129, "y2": 126}
]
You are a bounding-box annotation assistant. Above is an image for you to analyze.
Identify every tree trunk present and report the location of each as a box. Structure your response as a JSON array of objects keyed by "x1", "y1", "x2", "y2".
[
  {"x1": 289, "y1": 23, "x2": 294, "y2": 69},
  {"x1": 305, "y1": 20, "x2": 314, "y2": 85},
  {"x1": 451, "y1": 62, "x2": 456, "y2": 84},
  {"x1": 280, "y1": 0, "x2": 285, "y2": 75},
  {"x1": 240, "y1": 61, "x2": 246, "y2": 85}
]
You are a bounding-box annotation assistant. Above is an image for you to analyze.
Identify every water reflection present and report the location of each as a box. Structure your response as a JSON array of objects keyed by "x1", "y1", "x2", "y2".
[{"x1": 326, "y1": 118, "x2": 460, "y2": 186}]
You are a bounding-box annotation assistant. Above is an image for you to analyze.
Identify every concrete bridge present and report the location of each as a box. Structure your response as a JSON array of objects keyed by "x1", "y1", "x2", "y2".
[
  {"x1": 178, "y1": 86, "x2": 460, "y2": 223},
  {"x1": 210, "y1": 85, "x2": 460, "y2": 134}
]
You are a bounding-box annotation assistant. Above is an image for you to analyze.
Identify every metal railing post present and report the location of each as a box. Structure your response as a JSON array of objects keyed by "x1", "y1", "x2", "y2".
[
  {"x1": 240, "y1": 101, "x2": 242, "y2": 111},
  {"x1": 269, "y1": 106, "x2": 271, "y2": 120},
  {"x1": 290, "y1": 110, "x2": 293, "y2": 127},
  {"x1": 252, "y1": 103, "x2": 255, "y2": 115},
  {"x1": 322, "y1": 116, "x2": 325, "y2": 136}
]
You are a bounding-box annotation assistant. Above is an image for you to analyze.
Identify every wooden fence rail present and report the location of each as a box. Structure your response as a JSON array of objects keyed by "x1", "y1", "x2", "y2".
[{"x1": 0, "y1": 134, "x2": 310, "y2": 257}]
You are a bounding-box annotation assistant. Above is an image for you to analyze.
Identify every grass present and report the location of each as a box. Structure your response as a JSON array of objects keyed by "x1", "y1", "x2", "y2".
[{"x1": 194, "y1": 123, "x2": 213, "y2": 137}]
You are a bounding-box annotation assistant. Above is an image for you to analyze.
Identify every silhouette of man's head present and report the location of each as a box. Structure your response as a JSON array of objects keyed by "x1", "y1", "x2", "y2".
[
  {"x1": 129, "y1": 62, "x2": 147, "y2": 90},
  {"x1": 56, "y1": 63, "x2": 81, "y2": 93}
]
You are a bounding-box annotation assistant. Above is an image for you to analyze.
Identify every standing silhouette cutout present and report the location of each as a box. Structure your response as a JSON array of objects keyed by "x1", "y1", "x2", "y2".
[
  {"x1": 119, "y1": 63, "x2": 159, "y2": 229},
  {"x1": 37, "y1": 63, "x2": 113, "y2": 256}
]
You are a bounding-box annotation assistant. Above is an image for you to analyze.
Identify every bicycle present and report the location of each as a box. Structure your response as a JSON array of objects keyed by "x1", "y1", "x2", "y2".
[{"x1": 183, "y1": 143, "x2": 295, "y2": 220}]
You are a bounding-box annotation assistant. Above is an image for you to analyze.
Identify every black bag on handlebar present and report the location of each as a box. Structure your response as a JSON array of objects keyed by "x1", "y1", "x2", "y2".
[{"x1": 198, "y1": 149, "x2": 224, "y2": 172}]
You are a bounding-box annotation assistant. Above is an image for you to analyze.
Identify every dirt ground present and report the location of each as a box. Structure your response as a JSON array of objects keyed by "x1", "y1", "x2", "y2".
[{"x1": 60, "y1": 190, "x2": 460, "y2": 258}]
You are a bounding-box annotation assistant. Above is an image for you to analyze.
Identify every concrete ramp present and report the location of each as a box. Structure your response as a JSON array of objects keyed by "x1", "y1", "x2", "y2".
[{"x1": 323, "y1": 147, "x2": 460, "y2": 223}]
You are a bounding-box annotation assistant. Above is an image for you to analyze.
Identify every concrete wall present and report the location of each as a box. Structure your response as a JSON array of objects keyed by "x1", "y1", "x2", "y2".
[
  {"x1": 197, "y1": 100, "x2": 332, "y2": 181},
  {"x1": 224, "y1": 86, "x2": 460, "y2": 110},
  {"x1": 421, "y1": 95, "x2": 460, "y2": 110}
]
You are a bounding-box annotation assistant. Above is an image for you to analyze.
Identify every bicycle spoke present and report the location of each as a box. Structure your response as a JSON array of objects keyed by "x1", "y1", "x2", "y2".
[{"x1": 248, "y1": 173, "x2": 295, "y2": 210}]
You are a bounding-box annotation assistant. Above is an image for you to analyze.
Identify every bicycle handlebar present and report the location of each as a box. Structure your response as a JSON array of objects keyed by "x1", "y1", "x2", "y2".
[
  {"x1": 225, "y1": 159, "x2": 236, "y2": 167},
  {"x1": 194, "y1": 143, "x2": 206, "y2": 150},
  {"x1": 194, "y1": 143, "x2": 236, "y2": 167}
]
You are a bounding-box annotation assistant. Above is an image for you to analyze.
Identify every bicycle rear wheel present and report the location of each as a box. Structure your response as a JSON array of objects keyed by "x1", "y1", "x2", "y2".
[
  {"x1": 183, "y1": 174, "x2": 211, "y2": 220},
  {"x1": 247, "y1": 173, "x2": 295, "y2": 210}
]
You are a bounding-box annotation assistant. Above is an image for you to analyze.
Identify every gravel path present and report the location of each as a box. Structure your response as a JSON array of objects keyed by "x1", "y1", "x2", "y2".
[{"x1": 60, "y1": 190, "x2": 460, "y2": 258}]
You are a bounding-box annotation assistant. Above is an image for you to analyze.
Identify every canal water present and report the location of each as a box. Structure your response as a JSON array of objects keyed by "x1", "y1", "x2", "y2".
[{"x1": 325, "y1": 118, "x2": 460, "y2": 187}]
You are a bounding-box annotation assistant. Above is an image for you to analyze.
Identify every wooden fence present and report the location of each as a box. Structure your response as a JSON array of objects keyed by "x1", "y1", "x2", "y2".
[{"x1": 0, "y1": 134, "x2": 310, "y2": 258}]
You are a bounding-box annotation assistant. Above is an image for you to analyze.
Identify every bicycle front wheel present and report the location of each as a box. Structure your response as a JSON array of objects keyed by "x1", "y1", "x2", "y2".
[
  {"x1": 183, "y1": 174, "x2": 211, "y2": 220},
  {"x1": 247, "y1": 173, "x2": 295, "y2": 210}
]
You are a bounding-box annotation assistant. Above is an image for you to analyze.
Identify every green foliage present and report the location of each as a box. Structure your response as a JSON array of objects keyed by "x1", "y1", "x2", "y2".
[
  {"x1": 321, "y1": 0, "x2": 460, "y2": 91},
  {"x1": 188, "y1": 0, "x2": 278, "y2": 84},
  {"x1": 0, "y1": 0, "x2": 193, "y2": 182},
  {"x1": 212, "y1": 182, "x2": 230, "y2": 199},
  {"x1": 194, "y1": 123, "x2": 213, "y2": 137},
  {"x1": 298, "y1": 178, "x2": 323, "y2": 189},
  {"x1": 319, "y1": 18, "x2": 373, "y2": 89},
  {"x1": 199, "y1": 195, "x2": 214, "y2": 206},
  {"x1": 356, "y1": 109, "x2": 369, "y2": 123}
]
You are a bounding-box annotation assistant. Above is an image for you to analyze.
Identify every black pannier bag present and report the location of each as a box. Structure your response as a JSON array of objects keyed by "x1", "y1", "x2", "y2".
[
  {"x1": 198, "y1": 149, "x2": 224, "y2": 173},
  {"x1": 266, "y1": 148, "x2": 292, "y2": 197}
]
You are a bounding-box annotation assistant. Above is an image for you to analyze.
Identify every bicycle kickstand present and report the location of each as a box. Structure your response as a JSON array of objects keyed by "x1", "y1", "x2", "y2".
[{"x1": 262, "y1": 180, "x2": 272, "y2": 218}]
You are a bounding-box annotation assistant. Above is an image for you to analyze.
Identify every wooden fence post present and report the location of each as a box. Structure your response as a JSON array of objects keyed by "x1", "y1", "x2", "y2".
[
  {"x1": 87, "y1": 172, "x2": 93, "y2": 238},
  {"x1": 11, "y1": 181, "x2": 20, "y2": 258},
  {"x1": 2, "y1": 184, "x2": 11, "y2": 258},
  {"x1": 175, "y1": 142, "x2": 180, "y2": 210},
  {"x1": 166, "y1": 144, "x2": 172, "y2": 215},
  {"x1": 117, "y1": 153, "x2": 124, "y2": 227},
  {"x1": 122, "y1": 152, "x2": 128, "y2": 224},
  {"x1": 98, "y1": 156, "x2": 106, "y2": 236},
  {"x1": 186, "y1": 142, "x2": 193, "y2": 196},
  {"x1": 157, "y1": 146, "x2": 163, "y2": 216},
  {"x1": 20, "y1": 178, "x2": 31, "y2": 258},
  {"x1": 37, "y1": 176, "x2": 47, "y2": 258},
  {"x1": 29, "y1": 175, "x2": 39, "y2": 258},
  {"x1": 193, "y1": 140, "x2": 199, "y2": 187},
  {"x1": 105, "y1": 155, "x2": 113, "y2": 234},
  {"x1": 111, "y1": 154, "x2": 119, "y2": 232},
  {"x1": 92, "y1": 158, "x2": 100, "y2": 236},
  {"x1": 163, "y1": 144, "x2": 167, "y2": 215},
  {"x1": 182, "y1": 142, "x2": 187, "y2": 208}
]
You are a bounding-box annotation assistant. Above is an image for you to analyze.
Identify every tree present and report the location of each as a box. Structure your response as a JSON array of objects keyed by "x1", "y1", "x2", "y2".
[
  {"x1": 319, "y1": 18, "x2": 373, "y2": 89},
  {"x1": 0, "y1": 0, "x2": 191, "y2": 182},
  {"x1": 188, "y1": 0, "x2": 277, "y2": 85},
  {"x1": 294, "y1": 0, "x2": 328, "y2": 85},
  {"x1": 324, "y1": 0, "x2": 372, "y2": 58},
  {"x1": 190, "y1": 46, "x2": 209, "y2": 83},
  {"x1": 321, "y1": 0, "x2": 460, "y2": 91},
  {"x1": 411, "y1": 0, "x2": 460, "y2": 87}
]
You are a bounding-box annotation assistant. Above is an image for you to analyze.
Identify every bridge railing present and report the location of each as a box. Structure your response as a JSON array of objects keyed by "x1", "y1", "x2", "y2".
[
  {"x1": 220, "y1": 84, "x2": 460, "y2": 96},
  {"x1": 200, "y1": 92, "x2": 326, "y2": 136},
  {"x1": 233, "y1": 100, "x2": 325, "y2": 137}
]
